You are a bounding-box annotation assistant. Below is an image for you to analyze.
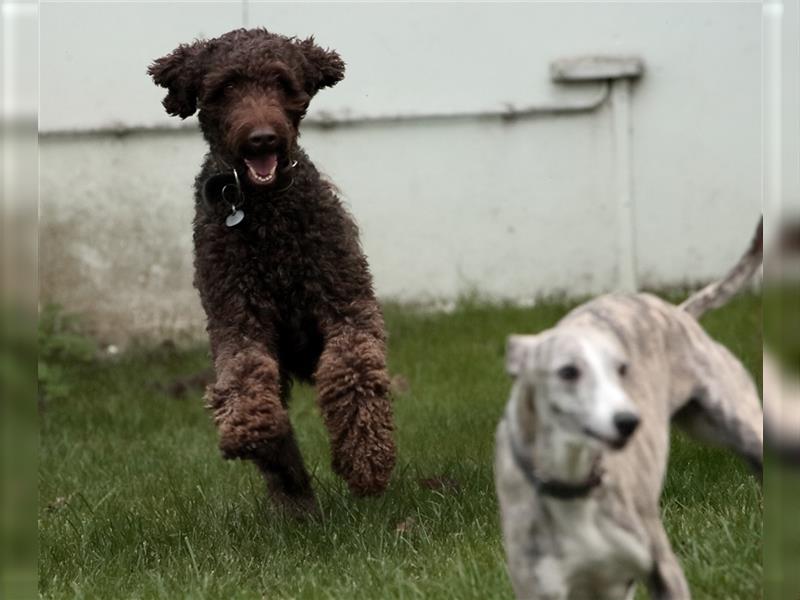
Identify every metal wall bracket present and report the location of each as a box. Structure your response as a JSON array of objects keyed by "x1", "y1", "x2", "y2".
[{"x1": 551, "y1": 55, "x2": 645, "y2": 293}]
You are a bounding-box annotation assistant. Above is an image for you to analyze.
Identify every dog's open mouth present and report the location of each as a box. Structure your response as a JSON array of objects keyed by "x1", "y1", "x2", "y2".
[{"x1": 244, "y1": 153, "x2": 278, "y2": 186}]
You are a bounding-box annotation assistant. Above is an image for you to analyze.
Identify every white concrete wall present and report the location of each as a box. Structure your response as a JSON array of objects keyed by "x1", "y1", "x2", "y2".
[
  {"x1": 39, "y1": 2, "x2": 785, "y2": 343},
  {"x1": 781, "y1": 0, "x2": 800, "y2": 221}
]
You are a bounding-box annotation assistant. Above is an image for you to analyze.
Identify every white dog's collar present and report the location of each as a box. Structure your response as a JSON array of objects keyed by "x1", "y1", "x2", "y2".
[{"x1": 508, "y1": 422, "x2": 603, "y2": 500}]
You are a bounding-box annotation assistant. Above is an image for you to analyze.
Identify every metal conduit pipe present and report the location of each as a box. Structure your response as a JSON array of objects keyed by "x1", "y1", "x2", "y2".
[
  {"x1": 551, "y1": 55, "x2": 645, "y2": 293},
  {"x1": 306, "y1": 82, "x2": 612, "y2": 129}
]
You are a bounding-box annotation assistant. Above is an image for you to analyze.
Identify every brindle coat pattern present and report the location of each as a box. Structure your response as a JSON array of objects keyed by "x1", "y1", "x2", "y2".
[
  {"x1": 149, "y1": 29, "x2": 395, "y2": 514},
  {"x1": 495, "y1": 293, "x2": 763, "y2": 599}
]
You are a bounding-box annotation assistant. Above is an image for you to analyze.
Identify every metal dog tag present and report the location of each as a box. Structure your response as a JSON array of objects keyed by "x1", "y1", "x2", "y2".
[
  {"x1": 225, "y1": 208, "x2": 245, "y2": 227},
  {"x1": 221, "y1": 181, "x2": 244, "y2": 227}
]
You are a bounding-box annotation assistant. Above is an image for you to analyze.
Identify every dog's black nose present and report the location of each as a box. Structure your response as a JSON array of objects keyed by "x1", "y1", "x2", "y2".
[
  {"x1": 613, "y1": 412, "x2": 640, "y2": 439},
  {"x1": 246, "y1": 128, "x2": 278, "y2": 151}
]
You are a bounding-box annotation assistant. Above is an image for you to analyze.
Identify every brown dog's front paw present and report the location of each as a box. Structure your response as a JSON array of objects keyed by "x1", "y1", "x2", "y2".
[
  {"x1": 216, "y1": 415, "x2": 292, "y2": 460},
  {"x1": 332, "y1": 423, "x2": 396, "y2": 496},
  {"x1": 205, "y1": 349, "x2": 289, "y2": 459},
  {"x1": 209, "y1": 389, "x2": 291, "y2": 460},
  {"x1": 218, "y1": 429, "x2": 266, "y2": 460},
  {"x1": 342, "y1": 450, "x2": 396, "y2": 496}
]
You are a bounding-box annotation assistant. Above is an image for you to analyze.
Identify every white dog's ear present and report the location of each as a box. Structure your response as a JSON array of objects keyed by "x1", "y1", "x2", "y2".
[
  {"x1": 506, "y1": 334, "x2": 539, "y2": 377},
  {"x1": 515, "y1": 379, "x2": 537, "y2": 441}
]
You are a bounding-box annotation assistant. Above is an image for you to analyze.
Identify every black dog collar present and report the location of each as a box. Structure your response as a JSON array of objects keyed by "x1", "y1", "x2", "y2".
[
  {"x1": 508, "y1": 424, "x2": 603, "y2": 500},
  {"x1": 201, "y1": 160, "x2": 299, "y2": 228},
  {"x1": 201, "y1": 170, "x2": 245, "y2": 227}
]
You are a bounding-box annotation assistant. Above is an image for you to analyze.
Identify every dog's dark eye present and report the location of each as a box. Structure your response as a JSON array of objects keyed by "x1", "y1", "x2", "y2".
[
  {"x1": 206, "y1": 80, "x2": 238, "y2": 102},
  {"x1": 618, "y1": 363, "x2": 628, "y2": 377},
  {"x1": 557, "y1": 365, "x2": 580, "y2": 382}
]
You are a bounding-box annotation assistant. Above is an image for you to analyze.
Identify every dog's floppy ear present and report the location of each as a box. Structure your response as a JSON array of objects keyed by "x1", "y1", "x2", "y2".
[
  {"x1": 297, "y1": 36, "x2": 345, "y2": 94},
  {"x1": 148, "y1": 40, "x2": 210, "y2": 118},
  {"x1": 507, "y1": 336, "x2": 539, "y2": 442},
  {"x1": 506, "y1": 334, "x2": 539, "y2": 377},
  {"x1": 514, "y1": 379, "x2": 537, "y2": 442}
]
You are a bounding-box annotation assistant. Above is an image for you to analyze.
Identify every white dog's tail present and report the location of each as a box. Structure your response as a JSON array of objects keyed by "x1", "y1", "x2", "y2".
[{"x1": 680, "y1": 217, "x2": 763, "y2": 319}]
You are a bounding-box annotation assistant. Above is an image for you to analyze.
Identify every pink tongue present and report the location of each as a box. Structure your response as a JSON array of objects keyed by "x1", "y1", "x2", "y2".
[{"x1": 247, "y1": 154, "x2": 277, "y2": 176}]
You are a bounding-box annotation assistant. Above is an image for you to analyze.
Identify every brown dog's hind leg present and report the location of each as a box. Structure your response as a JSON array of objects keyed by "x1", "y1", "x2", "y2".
[
  {"x1": 253, "y1": 432, "x2": 319, "y2": 518},
  {"x1": 315, "y1": 309, "x2": 396, "y2": 496}
]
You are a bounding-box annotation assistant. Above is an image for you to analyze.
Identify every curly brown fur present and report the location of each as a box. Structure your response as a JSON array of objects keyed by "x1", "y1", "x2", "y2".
[
  {"x1": 315, "y1": 304, "x2": 395, "y2": 494},
  {"x1": 149, "y1": 28, "x2": 395, "y2": 512}
]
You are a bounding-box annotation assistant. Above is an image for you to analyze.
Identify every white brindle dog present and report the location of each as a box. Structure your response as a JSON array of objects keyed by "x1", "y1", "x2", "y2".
[{"x1": 495, "y1": 221, "x2": 763, "y2": 600}]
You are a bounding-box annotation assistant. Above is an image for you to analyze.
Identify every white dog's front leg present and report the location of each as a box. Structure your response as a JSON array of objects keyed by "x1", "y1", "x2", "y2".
[{"x1": 506, "y1": 552, "x2": 568, "y2": 600}]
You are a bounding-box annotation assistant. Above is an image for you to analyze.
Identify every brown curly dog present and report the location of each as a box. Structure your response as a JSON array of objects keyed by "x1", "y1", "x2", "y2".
[{"x1": 149, "y1": 28, "x2": 395, "y2": 516}]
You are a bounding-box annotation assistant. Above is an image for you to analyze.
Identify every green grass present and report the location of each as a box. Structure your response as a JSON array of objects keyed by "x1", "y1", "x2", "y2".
[{"x1": 39, "y1": 294, "x2": 763, "y2": 600}]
